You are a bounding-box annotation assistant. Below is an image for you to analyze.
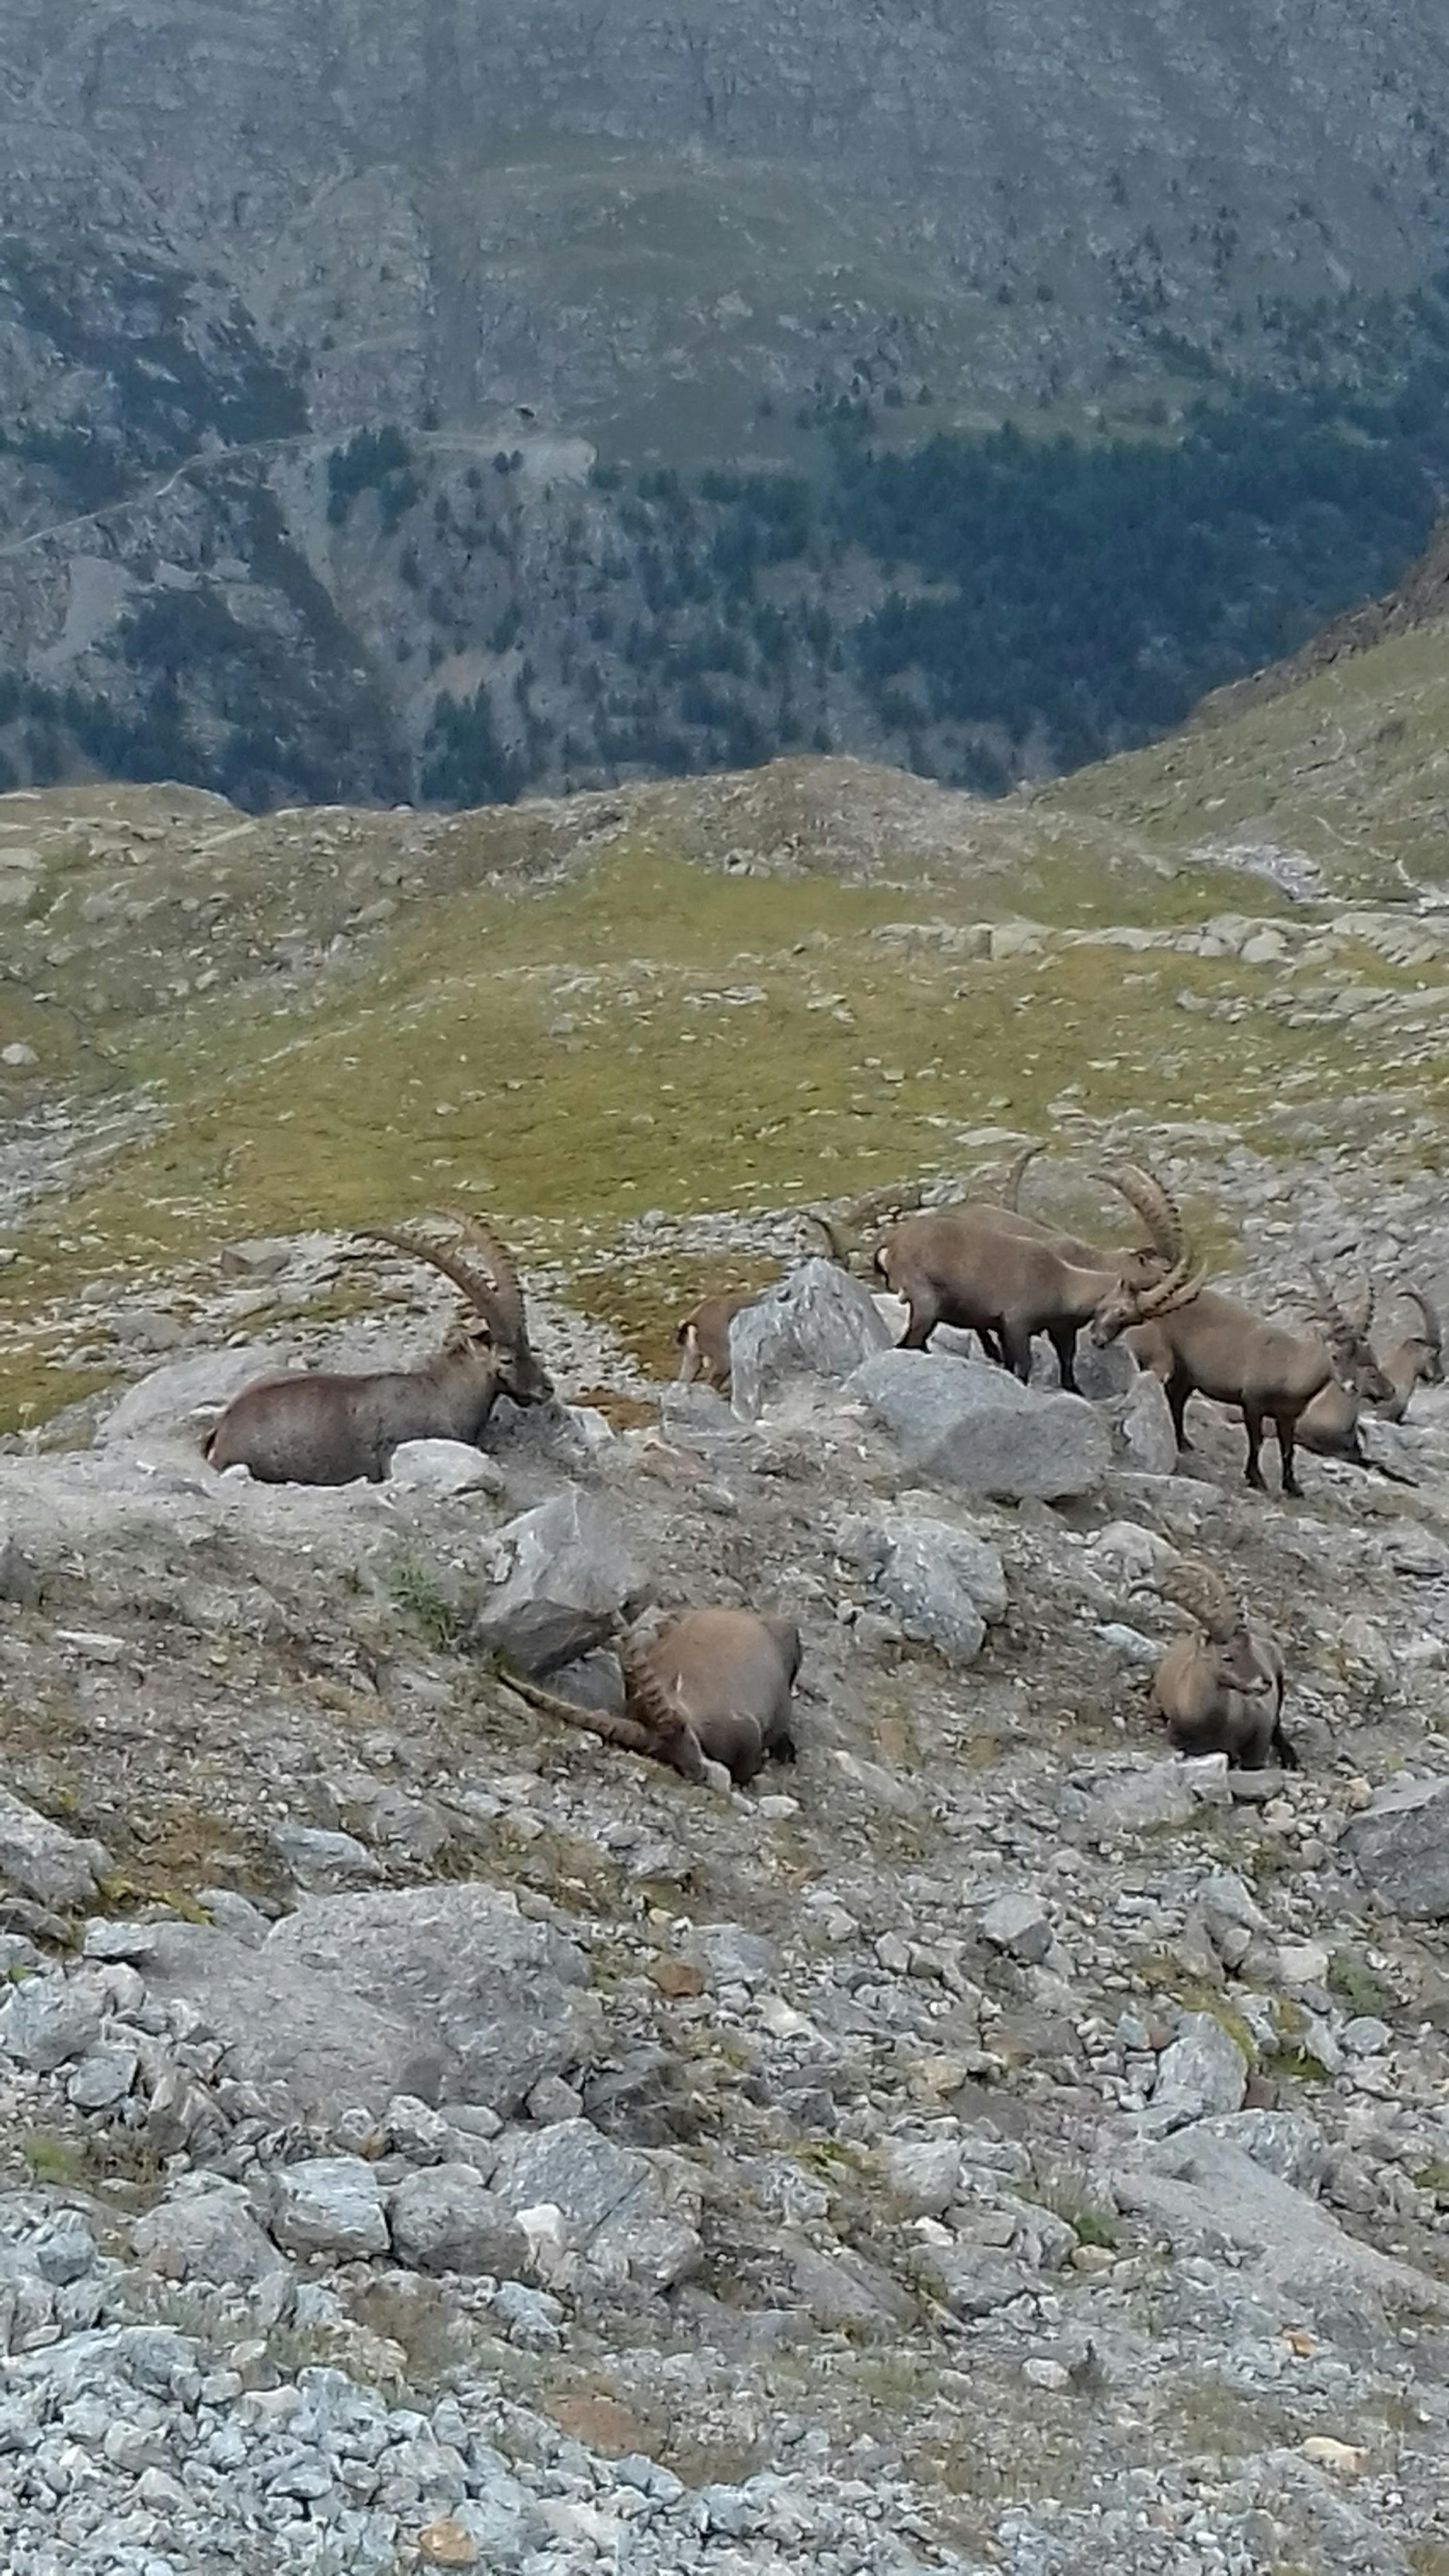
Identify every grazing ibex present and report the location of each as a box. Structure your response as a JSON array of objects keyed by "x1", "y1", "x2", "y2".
[
  {"x1": 873, "y1": 1160, "x2": 1172, "y2": 1393},
  {"x1": 499, "y1": 1607, "x2": 801, "y2": 1789},
  {"x1": 1150, "y1": 1560, "x2": 1293, "y2": 1769},
  {"x1": 205, "y1": 1216, "x2": 550, "y2": 1484},
  {"x1": 1092, "y1": 1169, "x2": 1381, "y2": 1498},
  {"x1": 1374, "y1": 1286, "x2": 1444, "y2": 1421},
  {"x1": 675, "y1": 1291, "x2": 760, "y2": 1393}
]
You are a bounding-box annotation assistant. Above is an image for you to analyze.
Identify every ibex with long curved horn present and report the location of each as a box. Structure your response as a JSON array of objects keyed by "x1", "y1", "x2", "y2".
[
  {"x1": 1091, "y1": 1170, "x2": 1380, "y2": 1498},
  {"x1": 873, "y1": 1159, "x2": 1177, "y2": 1393},
  {"x1": 1294, "y1": 1269, "x2": 1404, "y2": 1471},
  {"x1": 205, "y1": 1216, "x2": 551, "y2": 1484},
  {"x1": 1374, "y1": 1286, "x2": 1444, "y2": 1421},
  {"x1": 1150, "y1": 1561, "x2": 1292, "y2": 1769},
  {"x1": 500, "y1": 1607, "x2": 801, "y2": 1789},
  {"x1": 808, "y1": 1181, "x2": 925, "y2": 1272}
]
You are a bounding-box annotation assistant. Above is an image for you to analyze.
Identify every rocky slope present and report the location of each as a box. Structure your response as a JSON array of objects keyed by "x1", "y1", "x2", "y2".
[
  {"x1": 5, "y1": 3, "x2": 1449, "y2": 803},
  {"x1": 1, "y1": 644, "x2": 1449, "y2": 2566}
]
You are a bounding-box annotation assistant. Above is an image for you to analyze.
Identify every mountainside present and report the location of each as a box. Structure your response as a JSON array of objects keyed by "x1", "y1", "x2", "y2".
[
  {"x1": 2, "y1": 552, "x2": 1449, "y2": 2576},
  {"x1": 5, "y1": 4, "x2": 1449, "y2": 805}
]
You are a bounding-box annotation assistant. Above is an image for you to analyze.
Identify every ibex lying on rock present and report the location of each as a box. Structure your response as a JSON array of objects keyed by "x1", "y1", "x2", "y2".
[
  {"x1": 205, "y1": 1216, "x2": 550, "y2": 1484},
  {"x1": 873, "y1": 1159, "x2": 1172, "y2": 1393},
  {"x1": 500, "y1": 1607, "x2": 801, "y2": 1789},
  {"x1": 1375, "y1": 1286, "x2": 1443, "y2": 1420},
  {"x1": 1150, "y1": 1561, "x2": 1293, "y2": 1769},
  {"x1": 1295, "y1": 1271, "x2": 1407, "y2": 1473},
  {"x1": 1089, "y1": 1169, "x2": 1382, "y2": 1498},
  {"x1": 675, "y1": 1291, "x2": 760, "y2": 1393}
]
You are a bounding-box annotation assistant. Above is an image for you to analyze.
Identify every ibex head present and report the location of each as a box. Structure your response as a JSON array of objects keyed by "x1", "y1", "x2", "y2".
[
  {"x1": 1157, "y1": 1560, "x2": 1271, "y2": 1697},
  {"x1": 1084, "y1": 1164, "x2": 1203, "y2": 1345},
  {"x1": 364, "y1": 1213, "x2": 552, "y2": 1407},
  {"x1": 1306, "y1": 1264, "x2": 1394, "y2": 1407}
]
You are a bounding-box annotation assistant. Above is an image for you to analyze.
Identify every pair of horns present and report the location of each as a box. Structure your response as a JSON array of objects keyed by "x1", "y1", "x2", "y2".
[
  {"x1": 1404, "y1": 1284, "x2": 1444, "y2": 1353},
  {"x1": 1307, "y1": 1261, "x2": 1376, "y2": 1349},
  {"x1": 360, "y1": 1211, "x2": 529, "y2": 1348},
  {"x1": 1156, "y1": 1558, "x2": 1243, "y2": 1643},
  {"x1": 1090, "y1": 1163, "x2": 1204, "y2": 1317}
]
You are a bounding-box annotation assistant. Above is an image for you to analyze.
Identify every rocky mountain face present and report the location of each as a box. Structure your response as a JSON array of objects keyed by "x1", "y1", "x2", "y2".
[
  {"x1": 2, "y1": 587, "x2": 1449, "y2": 2566},
  {"x1": 4, "y1": 2, "x2": 1449, "y2": 805}
]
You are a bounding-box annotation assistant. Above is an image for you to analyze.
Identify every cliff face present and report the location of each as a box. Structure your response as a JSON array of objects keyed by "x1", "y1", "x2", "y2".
[{"x1": 2, "y1": 1, "x2": 1449, "y2": 806}]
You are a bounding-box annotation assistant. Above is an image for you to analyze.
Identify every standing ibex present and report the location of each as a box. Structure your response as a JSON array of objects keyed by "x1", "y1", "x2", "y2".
[
  {"x1": 499, "y1": 1607, "x2": 801, "y2": 1789},
  {"x1": 873, "y1": 1160, "x2": 1173, "y2": 1393},
  {"x1": 1090, "y1": 1169, "x2": 1382, "y2": 1498},
  {"x1": 205, "y1": 1216, "x2": 550, "y2": 1484},
  {"x1": 1150, "y1": 1560, "x2": 1293, "y2": 1769}
]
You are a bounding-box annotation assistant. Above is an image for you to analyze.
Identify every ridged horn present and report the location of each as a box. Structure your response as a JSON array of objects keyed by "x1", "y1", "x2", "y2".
[
  {"x1": 361, "y1": 1215, "x2": 523, "y2": 1348},
  {"x1": 1157, "y1": 1558, "x2": 1241, "y2": 1644},
  {"x1": 1000, "y1": 1141, "x2": 1045, "y2": 1211},
  {"x1": 807, "y1": 1210, "x2": 854, "y2": 1266},
  {"x1": 618, "y1": 1630, "x2": 697, "y2": 1755},
  {"x1": 1091, "y1": 1163, "x2": 1186, "y2": 1265},
  {"x1": 449, "y1": 1212, "x2": 528, "y2": 1346},
  {"x1": 1406, "y1": 1285, "x2": 1443, "y2": 1353}
]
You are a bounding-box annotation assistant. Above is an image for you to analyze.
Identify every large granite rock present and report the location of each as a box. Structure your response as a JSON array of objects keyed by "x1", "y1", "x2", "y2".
[
  {"x1": 479, "y1": 1488, "x2": 641, "y2": 1622},
  {"x1": 730, "y1": 1261, "x2": 891, "y2": 1421},
  {"x1": 1343, "y1": 1776, "x2": 1449, "y2": 1918},
  {"x1": 489, "y1": 2117, "x2": 703, "y2": 2291},
  {"x1": 143, "y1": 1884, "x2": 601, "y2": 2123},
  {"x1": 846, "y1": 1350, "x2": 1109, "y2": 1500}
]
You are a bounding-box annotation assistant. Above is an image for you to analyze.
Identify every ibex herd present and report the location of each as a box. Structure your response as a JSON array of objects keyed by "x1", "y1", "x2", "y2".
[
  {"x1": 198, "y1": 1149, "x2": 1442, "y2": 1787},
  {"x1": 677, "y1": 1146, "x2": 1444, "y2": 1771}
]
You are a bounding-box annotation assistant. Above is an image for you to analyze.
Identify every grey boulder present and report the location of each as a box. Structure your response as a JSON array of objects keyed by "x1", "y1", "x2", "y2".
[
  {"x1": 272, "y1": 2157, "x2": 389, "y2": 2258},
  {"x1": 480, "y1": 1487, "x2": 641, "y2": 1622},
  {"x1": 1143, "y1": 2012, "x2": 1249, "y2": 2132},
  {"x1": 143, "y1": 1883, "x2": 600, "y2": 2122},
  {"x1": 730, "y1": 1260, "x2": 891, "y2": 1421},
  {"x1": 837, "y1": 1504, "x2": 1006, "y2": 1660},
  {"x1": 0, "y1": 1790, "x2": 109, "y2": 1911},
  {"x1": 846, "y1": 1351, "x2": 1109, "y2": 1501},
  {"x1": 1342, "y1": 1775, "x2": 1449, "y2": 1918},
  {"x1": 132, "y1": 2180, "x2": 288, "y2": 2287},
  {"x1": 389, "y1": 2164, "x2": 529, "y2": 2278},
  {"x1": 490, "y1": 2117, "x2": 703, "y2": 2291}
]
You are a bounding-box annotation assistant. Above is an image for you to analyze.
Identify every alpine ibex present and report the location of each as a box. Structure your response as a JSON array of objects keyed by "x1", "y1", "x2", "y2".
[
  {"x1": 1374, "y1": 1286, "x2": 1443, "y2": 1420},
  {"x1": 205, "y1": 1216, "x2": 550, "y2": 1484},
  {"x1": 1295, "y1": 1270, "x2": 1405, "y2": 1472},
  {"x1": 873, "y1": 1160, "x2": 1173, "y2": 1393},
  {"x1": 500, "y1": 1607, "x2": 801, "y2": 1789},
  {"x1": 1091, "y1": 1169, "x2": 1378, "y2": 1498},
  {"x1": 675, "y1": 1291, "x2": 760, "y2": 1393},
  {"x1": 1150, "y1": 1560, "x2": 1293, "y2": 1769}
]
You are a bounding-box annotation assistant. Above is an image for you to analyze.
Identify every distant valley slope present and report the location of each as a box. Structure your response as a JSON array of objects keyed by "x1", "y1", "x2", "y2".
[{"x1": 3, "y1": 1, "x2": 1449, "y2": 804}]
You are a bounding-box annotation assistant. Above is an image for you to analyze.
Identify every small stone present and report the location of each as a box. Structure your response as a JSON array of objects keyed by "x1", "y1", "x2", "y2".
[
  {"x1": 526, "y1": 2073, "x2": 583, "y2": 2124},
  {"x1": 1145, "y1": 2012, "x2": 1249, "y2": 2130},
  {"x1": 29, "y1": 2220, "x2": 95, "y2": 2286},
  {"x1": 1340, "y1": 2016, "x2": 1391, "y2": 2057},
  {"x1": 980, "y1": 1889, "x2": 1053, "y2": 1964},
  {"x1": 1301, "y1": 2436, "x2": 1367, "y2": 2474},
  {"x1": 417, "y1": 2522, "x2": 479, "y2": 2568},
  {"x1": 270, "y1": 1824, "x2": 380, "y2": 1891},
  {"x1": 1023, "y1": 2358, "x2": 1072, "y2": 2391},
  {"x1": 67, "y1": 2043, "x2": 140, "y2": 2110},
  {"x1": 649, "y1": 1959, "x2": 705, "y2": 1999}
]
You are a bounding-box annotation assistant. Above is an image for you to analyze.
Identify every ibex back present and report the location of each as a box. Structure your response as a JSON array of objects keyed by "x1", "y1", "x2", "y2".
[{"x1": 205, "y1": 1216, "x2": 550, "y2": 1485}]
